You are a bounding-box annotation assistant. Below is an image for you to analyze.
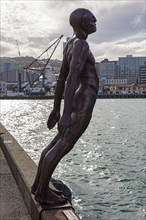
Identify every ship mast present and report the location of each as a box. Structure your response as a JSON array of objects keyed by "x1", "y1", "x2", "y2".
[
  {"x1": 16, "y1": 40, "x2": 21, "y2": 57},
  {"x1": 16, "y1": 40, "x2": 22, "y2": 92}
]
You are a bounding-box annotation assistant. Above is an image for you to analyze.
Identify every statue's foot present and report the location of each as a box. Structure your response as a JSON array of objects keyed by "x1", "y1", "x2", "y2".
[
  {"x1": 31, "y1": 184, "x2": 62, "y2": 196},
  {"x1": 50, "y1": 179, "x2": 63, "y2": 196},
  {"x1": 35, "y1": 188, "x2": 67, "y2": 205},
  {"x1": 52, "y1": 188, "x2": 63, "y2": 196}
]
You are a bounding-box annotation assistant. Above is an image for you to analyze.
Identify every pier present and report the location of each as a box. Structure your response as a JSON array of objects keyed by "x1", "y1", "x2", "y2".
[{"x1": 0, "y1": 123, "x2": 80, "y2": 220}]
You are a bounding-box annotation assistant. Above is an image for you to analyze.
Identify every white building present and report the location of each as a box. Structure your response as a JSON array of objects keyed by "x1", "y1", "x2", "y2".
[{"x1": 106, "y1": 78, "x2": 127, "y2": 85}]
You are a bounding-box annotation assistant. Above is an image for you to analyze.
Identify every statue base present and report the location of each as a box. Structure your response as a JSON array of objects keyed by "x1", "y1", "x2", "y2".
[{"x1": 31, "y1": 179, "x2": 74, "y2": 220}]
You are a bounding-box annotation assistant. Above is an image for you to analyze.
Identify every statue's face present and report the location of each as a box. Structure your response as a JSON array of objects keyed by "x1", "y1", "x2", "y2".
[{"x1": 82, "y1": 11, "x2": 97, "y2": 34}]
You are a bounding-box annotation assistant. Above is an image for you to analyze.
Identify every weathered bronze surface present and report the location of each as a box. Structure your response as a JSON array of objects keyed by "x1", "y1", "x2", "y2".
[{"x1": 31, "y1": 8, "x2": 99, "y2": 205}]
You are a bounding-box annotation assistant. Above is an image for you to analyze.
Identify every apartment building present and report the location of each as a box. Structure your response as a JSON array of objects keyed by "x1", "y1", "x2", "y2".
[
  {"x1": 139, "y1": 62, "x2": 146, "y2": 84},
  {"x1": 118, "y1": 55, "x2": 146, "y2": 84},
  {"x1": 100, "y1": 59, "x2": 119, "y2": 79}
]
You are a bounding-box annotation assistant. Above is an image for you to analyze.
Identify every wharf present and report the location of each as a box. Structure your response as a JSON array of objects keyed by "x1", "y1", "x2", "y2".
[
  {"x1": 0, "y1": 93, "x2": 146, "y2": 99},
  {"x1": 0, "y1": 147, "x2": 31, "y2": 219},
  {"x1": 0, "y1": 123, "x2": 80, "y2": 220}
]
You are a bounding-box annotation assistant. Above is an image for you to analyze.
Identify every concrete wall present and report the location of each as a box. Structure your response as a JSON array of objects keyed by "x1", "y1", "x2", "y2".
[{"x1": 0, "y1": 123, "x2": 80, "y2": 220}]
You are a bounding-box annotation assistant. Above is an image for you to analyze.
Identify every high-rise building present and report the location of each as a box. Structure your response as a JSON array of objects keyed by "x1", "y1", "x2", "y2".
[
  {"x1": 118, "y1": 55, "x2": 146, "y2": 84},
  {"x1": 100, "y1": 59, "x2": 119, "y2": 79},
  {"x1": 139, "y1": 62, "x2": 146, "y2": 84}
]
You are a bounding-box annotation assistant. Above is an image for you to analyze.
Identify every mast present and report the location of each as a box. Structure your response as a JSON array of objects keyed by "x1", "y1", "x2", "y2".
[
  {"x1": 16, "y1": 40, "x2": 22, "y2": 92},
  {"x1": 16, "y1": 40, "x2": 21, "y2": 57}
]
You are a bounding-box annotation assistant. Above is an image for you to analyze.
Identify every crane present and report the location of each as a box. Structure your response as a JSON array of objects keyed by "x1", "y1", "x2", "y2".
[{"x1": 23, "y1": 35, "x2": 63, "y2": 92}]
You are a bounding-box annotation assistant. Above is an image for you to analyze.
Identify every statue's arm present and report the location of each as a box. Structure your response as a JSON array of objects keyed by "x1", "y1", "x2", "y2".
[
  {"x1": 53, "y1": 63, "x2": 68, "y2": 112},
  {"x1": 47, "y1": 62, "x2": 68, "y2": 129},
  {"x1": 58, "y1": 39, "x2": 89, "y2": 135}
]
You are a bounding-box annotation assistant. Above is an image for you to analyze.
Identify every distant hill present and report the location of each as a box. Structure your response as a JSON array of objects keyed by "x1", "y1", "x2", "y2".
[{"x1": 0, "y1": 56, "x2": 62, "y2": 70}]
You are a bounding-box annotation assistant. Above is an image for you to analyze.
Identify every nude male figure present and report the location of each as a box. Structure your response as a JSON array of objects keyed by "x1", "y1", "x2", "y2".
[{"x1": 31, "y1": 8, "x2": 99, "y2": 205}]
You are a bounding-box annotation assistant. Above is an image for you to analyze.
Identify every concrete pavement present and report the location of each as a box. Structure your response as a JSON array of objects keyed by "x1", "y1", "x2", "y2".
[
  {"x1": 0, "y1": 147, "x2": 31, "y2": 220},
  {"x1": 0, "y1": 122, "x2": 80, "y2": 220}
]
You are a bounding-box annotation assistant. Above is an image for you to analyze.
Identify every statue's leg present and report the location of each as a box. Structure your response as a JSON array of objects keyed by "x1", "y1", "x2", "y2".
[
  {"x1": 31, "y1": 134, "x2": 60, "y2": 195},
  {"x1": 34, "y1": 111, "x2": 92, "y2": 205},
  {"x1": 34, "y1": 137, "x2": 68, "y2": 205}
]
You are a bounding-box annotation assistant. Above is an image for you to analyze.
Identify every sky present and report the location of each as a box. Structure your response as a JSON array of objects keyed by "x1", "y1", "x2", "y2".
[{"x1": 1, "y1": 0, "x2": 146, "y2": 62}]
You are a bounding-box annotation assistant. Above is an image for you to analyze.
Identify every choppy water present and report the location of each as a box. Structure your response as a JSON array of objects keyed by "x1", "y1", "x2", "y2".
[{"x1": 0, "y1": 99, "x2": 145, "y2": 220}]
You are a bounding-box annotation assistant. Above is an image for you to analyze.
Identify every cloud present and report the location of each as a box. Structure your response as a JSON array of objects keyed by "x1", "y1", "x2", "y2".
[
  {"x1": 92, "y1": 37, "x2": 145, "y2": 62},
  {"x1": 96, "y1": 1, "x2": 145, "y2": 43},
  {"x1": 0, "y1": 43, "x2": 12, "y2": 55},
  {"x1": 1, "y1": 0, "x2": 145, "y2": 60},
  {"x1": 130, "y1": 15, "x2": 144, "y2": 27}
]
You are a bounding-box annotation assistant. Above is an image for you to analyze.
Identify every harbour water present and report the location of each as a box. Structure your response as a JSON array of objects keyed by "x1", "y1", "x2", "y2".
[{"x1": 0, "y1": 99, "x2": 145, "y2": 220}]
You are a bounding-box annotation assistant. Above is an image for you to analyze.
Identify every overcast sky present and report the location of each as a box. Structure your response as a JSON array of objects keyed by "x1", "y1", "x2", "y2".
[{"x1": 1, "y1": 0, "x2": 145, "y2": 62}]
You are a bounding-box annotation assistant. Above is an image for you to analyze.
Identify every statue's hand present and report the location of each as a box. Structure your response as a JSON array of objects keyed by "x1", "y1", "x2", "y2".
[
  {"x1": 58, "y1": 115, "x2": 71, "y2": 136},
  {"x1": 47, "y1": 110, "x2": 60, "y2": 130}
]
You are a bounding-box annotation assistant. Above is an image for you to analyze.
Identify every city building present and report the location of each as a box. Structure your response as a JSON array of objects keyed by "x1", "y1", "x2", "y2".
[
  {"x1": 0, "y1": 81, "x2": 7, "y2": 95},
  {"x1": 100, "y1": 59, "x2": 119, "y2": 80},
  {"x1": 115, "y1": 84, "x2": 146, "y2": 94},
  {"x1": 0, "y1": 57, "x2": 41, "y2": 84},
  {"x1": 106, "y1": 78, "x2": 127, "y2": 85},
  {"x1": 103, "y1": 83, "x2": 146, "y2": 95},
  {"x1": 139, "y1": 62, "x2": 146, "y2": 84},
  {"x1": 0, "y1": 59, "x2": 17, "y2": 83},
  {"x1": 118, "y1": 55, "x2": 146, "y2": 84}
]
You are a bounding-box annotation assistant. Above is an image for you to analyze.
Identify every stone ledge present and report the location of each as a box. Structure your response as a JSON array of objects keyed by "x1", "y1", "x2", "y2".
[{"x1": 0, "y1": 123, "x2": 80, "y2": 220}]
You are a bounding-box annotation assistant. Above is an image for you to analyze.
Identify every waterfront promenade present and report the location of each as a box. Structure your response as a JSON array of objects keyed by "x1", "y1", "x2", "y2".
[
  {"x1": 0, "y1": 147, "x2": 31, "y2": 219},
  {"x1": 0, "y1": 122, "x2": 80, "y2": 220}
]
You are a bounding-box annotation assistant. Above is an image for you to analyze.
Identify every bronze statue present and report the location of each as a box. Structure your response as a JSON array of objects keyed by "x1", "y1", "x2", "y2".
[{"x1": 31, "y1": 8, "x2": 99, "y2": 205}]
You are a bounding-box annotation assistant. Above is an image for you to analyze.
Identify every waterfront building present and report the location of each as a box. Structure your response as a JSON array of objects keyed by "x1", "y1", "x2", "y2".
[
  {"x1": 0, "y1": 60, "x2": 16, "y2": 82},
  {"x1": 0, "y1": 81, "x2": 7, "y2": 95},
  {"x1": 106, "y1": 78, "x2": 127, "y2": 85},
  {"x1": 100, "y1": 59, "x2": 119, "y2": 80},
  {"x1": 118, "y1": 55, "x2": 146, "y2": 84},
  {"x1": 98, "y1": 80, "x2": 104, "y2": 94},
  {"x1": 0, "y1": 57, "x2": 41, "y2": 84},
  {"x1": 139, "y1": 62, "x2": 146, "y2": 84},
  {"x1": 108, "y1": 84, "x2": 146, "y2": 95},
  {"x1": 118, "y1": 84, "x2": 146, "y2": 94}
]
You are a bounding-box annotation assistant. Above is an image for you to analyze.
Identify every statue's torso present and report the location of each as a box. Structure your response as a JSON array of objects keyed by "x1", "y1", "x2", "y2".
[{"x1": 64, "y1": 38, "x2": 99, "y2": 93}]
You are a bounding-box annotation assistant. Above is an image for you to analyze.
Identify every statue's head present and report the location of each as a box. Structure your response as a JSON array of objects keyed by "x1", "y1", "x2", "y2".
[{"x1": 69, "y1": 8, "x2": 97, "y2": 35}]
